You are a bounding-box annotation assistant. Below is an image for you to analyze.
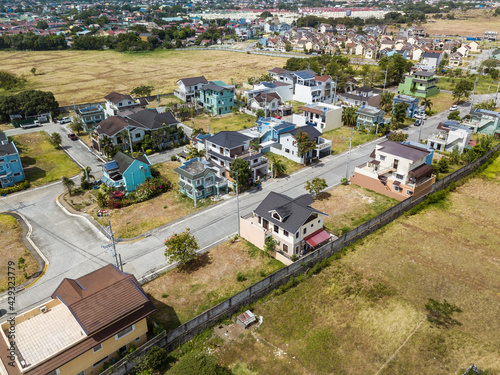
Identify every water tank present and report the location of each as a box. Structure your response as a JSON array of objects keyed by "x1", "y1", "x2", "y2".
[{"x1": 346, "y1": 9, "x2": 352, "y2": 16}]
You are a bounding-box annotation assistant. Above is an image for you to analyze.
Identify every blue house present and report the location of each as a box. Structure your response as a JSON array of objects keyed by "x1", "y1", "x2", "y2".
[
  {"x1": 101, "y1": 152, "x2": 151, "y2": 193},
  {"x1": 255, "y1": 117, "x2": 295, "y2": 151},
  {"x1": 392, "y1": 94, "x2": 420, "y2": 118},
  {"x1": 198, "y1": 81, "x2": 235, "y2": 116},
  {"x1": 0, "y1": 133, "x2": 25, "y2": 188}
]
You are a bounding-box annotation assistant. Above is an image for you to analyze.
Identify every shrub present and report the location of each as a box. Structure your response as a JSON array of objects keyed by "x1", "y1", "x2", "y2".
[
  {"x1": 135, "y1": 346, "x2": 169, "y2": 372},
  {"x1": 135, "y1": 176, "x2": 172, "y2": 202},
  {"x1": 291, "y1": 254, "x2": 298, "y2": 262},
  {"x1": 0, "y1": 179, "x2": 30, "y2": 196},
  {"x1": 340, "y1": 177, "x2": 348, "y2": 185},
  {"x1": 146, "y1": 149, "x2": 153, "y2": 155},
  {"x1": 170, "y1": 155, "x2": 177, "y2": 161},
  {"x1": 236, "y1": 272, "x2": 247, "y2": 282}
]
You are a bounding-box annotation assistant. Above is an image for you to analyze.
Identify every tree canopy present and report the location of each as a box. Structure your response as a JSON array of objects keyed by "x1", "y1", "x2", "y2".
[
  {"x1": 0, "y1": 90, "x2": 58, "y2": 122},
  {"x1": 164, "y1": 229, "x2": 199, "y2": 267},
  {"x1": 230, "y1": 158, "x2": 252, "y2": 189}
]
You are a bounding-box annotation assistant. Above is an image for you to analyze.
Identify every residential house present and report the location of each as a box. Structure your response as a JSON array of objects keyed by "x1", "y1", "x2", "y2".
[
  {"x1": 248, "y1": 92, "x2": 282, "y2": 115},
  {"x1": 75, "y1": 105, "x2": 105, "y2": 131},
  {"x1": 101, "y1": 151, "x2": 152, "y2": 193},
  {"x1": 293, "y1": 102, "x2": 343, "y2": 133},
  {"x1": 449, "y1": 52, "x2": 463, "y2": 67},
  {"x1": 268, "y1": 125, "x2": 332, "y2": 164},
  {"x1": 174, "y1": 157, "x2": 228, "y2": 201},
  {"x1": 339, "y1": 86, "x2": 381, "y2": 107},
  {"x1": 174, "y1": 76, "x2": 208, "y2": 103},
  {"x1": 0, "y1": 264, "x2": 155, "y2": 375},
  {"x1": 104, "y1": 92, "x2": 148, "y2": 118},
  {"x1": 398, "y1": 71, "x2": 440, "y2": 98},
  {"x1": 293, "y1": 72, "x2": 335, "y2": 104},
  {"x1": 427, "y1": 120, "x2": 472, "y2": 152},
  {"x1": 205, "y1": 131, "x2": 269, "y2": 183},
  {"x1": 0, "y1": 132, "x2": 25, "y2": 188},
  {"x1": 240, "y1": 192, "x2": 330, "y2": 262},
  {"x1": 419, "y1": 51, "x2": 443, "y2": 71},
  {"x1": 468, "y1": 40, "x2": 480, "y2": 53},
  {"x1": 462, "y1": 109, "x2": 500, "y2": 136},
  {"x1": 356, "y1": 105, "x2": 385, "y2": 130},
  {"x1": 456, "y1": 45, "x2": 470, "y2": 58},
  {"x1": 254, "y1": 117, "x2": 296, "y2": 151},
  {"x1": 484, "y1": 31, "x2": 497, "y2": 41},
  {"x1": 251, "y1": 81, "x2": 294, "y2": 102},
  {"x1": 199, "y1": 81, "x2": 235, "y2": 116},
  {"x1": 351, "y1": 140, "x2": 436, "y2": 200},
  {"x1": 267, "y1": 67, "x2": 294, "y2": 85},
  {"x1": 392, "y1": 94, "x2": 420, "y2": 118}
]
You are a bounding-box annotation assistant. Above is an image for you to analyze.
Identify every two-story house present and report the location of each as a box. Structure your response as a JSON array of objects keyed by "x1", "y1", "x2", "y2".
[
  {"x1": 392, "y1": 94, "x2": 420, "y2": 118},
  {"x1": 398, "y1": 71, "x2": 440, "y2": 98},
  {"x1": 338, "y1": 86, "x2": 381, "y2": 107},
  {"x1": 240, "y1": 192, "x2": 330, "y2": 263},
  {"x1": 101, "y1": 151, "x2": 152, "y2": 193},
  {"x1": 293, "y1": 103, "x2": 343, "y2": 133},
  {"x1": 462, "y1": 109, "x2": 500, "y2": 135},
  {"x1": 198, "y1": 81, "x2": 235, "y2": 116},
  {"x1": 248, "y1": 92, "x2": 282, "y2": 116},
  {"x1": 427, "y1": 120, "x2": 472, "y2": 152},
  {"x1": 104, "y1": 92, "x2": 148, "y2": 118},
  {"x1": 174, "y1": 76, "x2": 208, "y2": 103},
  {"x1": 0, "y1": 265, "x2": 156, "y2": 375},
  {"x1": 75, "y1": 105, "x2": 105, "y2": 131},
  {"x1": 205, "y1": 131, "x2": 269, "y2": 183},
  {"x1": 0, "y1": 133, "x2": 25, "y2": 188},
  {"x1": 351, "y1": 140, "x2": 436, "y2": 200},
  {"x1": 356, "y1": 105, "x2": 385, "y2": 130},
  {"x1": 174, "y1": 157, "x2": 228, "y2": 202},
  {"x1": 268, "y1": 125, "x2": 332, "y2": 164},
  {"x1": 293, "y1": 72, "x2": 335, "y2": 104}
]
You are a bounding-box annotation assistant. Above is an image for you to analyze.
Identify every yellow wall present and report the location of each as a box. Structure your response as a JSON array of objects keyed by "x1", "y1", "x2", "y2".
[{"x1": 56, "y1": 318, "x2": 149, "y2": 375}]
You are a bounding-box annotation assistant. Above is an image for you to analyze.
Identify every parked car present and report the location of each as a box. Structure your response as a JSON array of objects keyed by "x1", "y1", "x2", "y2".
[
  {"x1": 68, "y1": 133, "x2": 78, "y2": 140},
  {"x1": 414, "y1": 119, "x2": 422, "y2": 127},
  {"x1": 449, "y1": 105, "x2": 458, "y2": 111},
  {"x1": 60, "y1": 117, "x2": 72, "y2": 124}
]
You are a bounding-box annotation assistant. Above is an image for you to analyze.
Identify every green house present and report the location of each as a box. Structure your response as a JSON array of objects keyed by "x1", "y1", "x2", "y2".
[
  {"x1": 198, "y1": 81, "x2": 235, "y2": 116},
  {"x1": 398, "y1": 71, "x2": 440, "y2": 98}
]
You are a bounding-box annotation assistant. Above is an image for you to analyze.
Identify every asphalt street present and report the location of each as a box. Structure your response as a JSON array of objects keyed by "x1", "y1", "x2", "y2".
[{"x1": 0, "y1": 92, "x2": 496, "y2": 317}]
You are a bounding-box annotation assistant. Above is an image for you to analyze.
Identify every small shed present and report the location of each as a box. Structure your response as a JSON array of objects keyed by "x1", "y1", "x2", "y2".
[{"x1": 236, "y1": 310, "x2": 257, "y2": 329}]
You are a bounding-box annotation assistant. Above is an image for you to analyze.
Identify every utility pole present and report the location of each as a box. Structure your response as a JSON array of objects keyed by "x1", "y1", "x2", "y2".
[
  {"x1": 495, "y1": 80, "x2": 500, "y2": 105},
  {"x1": 341, "y1": 128, "x2": 353, "y2": 180},
  {"x1": 101, "y1": 220, "x2": 122, "y2": 271},
  {"x1": 235, "y1": 171, "x2": 240, "y2": 236},
  {"x1": 157, "y1": 87, "x2": 159, "y2": 107},
  {"x1": 333, "y1": 76, "x2": 338, "y2": 104},
  {"x1": 383, "y1": 67, "x2": 389, "y2": 91},
  {"x1": 470, "y1": 77, "x2": 479, "y2": 109}
]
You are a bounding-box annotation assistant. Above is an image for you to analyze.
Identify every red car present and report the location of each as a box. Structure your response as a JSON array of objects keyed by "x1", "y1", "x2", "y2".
[{"x1": 68, "y1": 133, "x2": 78, "y2": 140}]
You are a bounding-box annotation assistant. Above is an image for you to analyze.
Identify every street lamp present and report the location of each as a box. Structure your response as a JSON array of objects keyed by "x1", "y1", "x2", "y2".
[
  {"x1": 340, "y1": 128, "x2": 353, "y2": 181},
  {"x1": 234, "y1": 171, "x2": 240, "y2": 236}
]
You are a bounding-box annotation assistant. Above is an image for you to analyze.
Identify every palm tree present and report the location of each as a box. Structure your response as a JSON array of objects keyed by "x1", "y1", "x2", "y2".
[
  {"x1": 62, "y1": 176, "x2": 75, "y2": 196},
  {"x1": 49, "y1": 132, "x2": 62, "y2": 149},
  {"x1": 83, "y1": 166, "x2": 94, "y2": 182},
  {"x1": 421, "y1": 98, "x2": 433, "y2": 114},
  {"x1": 379, "y1": 91, "x2": 395, "y2": 112},
  {"x1": 270, "y1": 155, "x2": 287, "y2": 178},
  {"x1": 341, "y1": 106, "x2": 358, "y2": 127}
]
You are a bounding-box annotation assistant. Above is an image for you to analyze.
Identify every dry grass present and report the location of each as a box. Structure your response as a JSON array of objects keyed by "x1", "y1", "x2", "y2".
[
  {"x1": 212, "y1": 162, "x2": 500, "y2": 374},
  {"x1": 0, "y1": 50, "x2": 287, "y2": 106},
  {"x1": 321, "y1": 126, "x2": 379, "y2": 155},
  {"x1": 428, "y1": 92, "x2": 455, "y2": 113},
  {"x1": 0, "y1": 214, "x2": 37, "y2": 292},
  {"x1": 184, "y1": 113, "x2": 257, "y2": 133},
  {"x1": 11, "y1": 132, "x2": 81, "y2": 186},
  {"x1": 143, "y1": 239, "x2": 284, "y2": 330}
]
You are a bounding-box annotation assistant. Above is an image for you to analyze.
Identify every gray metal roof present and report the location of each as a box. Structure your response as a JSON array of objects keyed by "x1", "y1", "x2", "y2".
[
  {"x1": 287, "y1": 125, "x2": 322, "y2": 139},
  {"x1": 206, "y1": 131, "x2": 252, "y2": 149},
  {"x1": 127, "y1": 109, "x2": 179, "y2": 130},
  {"x1": 377, "y1": 140, "x2": 429, "y2": 161},
  {"x1": 177, "y1": 76, "x2": 208, "y2": 86},
  {"x1": 254, "y1": 192, "x2": 327, "y2": 234},
  {"x1": 200, "y1": 82, "x2": 231, "y2": 93}
]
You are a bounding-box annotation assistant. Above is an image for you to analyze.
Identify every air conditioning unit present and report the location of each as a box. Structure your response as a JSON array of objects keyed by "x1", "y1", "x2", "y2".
[{"x1": 40, "y1": 306, "x2": 48, "y2": 313}]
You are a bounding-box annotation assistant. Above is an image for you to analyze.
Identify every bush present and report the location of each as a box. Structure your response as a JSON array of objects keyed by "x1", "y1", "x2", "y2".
[
  {"x1": 0, "y1": 179, "x2": 30, "y2": 196},
  {"x1": 170, "y1": 155, "x2": 177, "y2": 161},
  {"x1": 340, "y1": 177, "x2": 349, "y2": 185},
  {"x1": 166, "y1": 350, "x2": 230, "y2": 375},
  {"x1": 135, "y1": 176, "x2": 172, "y2": 202},
  {"x1": 291, "y1": 254, "x2": 298, "y2": 262},
  {"x1": 135, "y1": 346, "x2": 169, "y2": 372},
  {"x1": 146, "y1": 149, "x2": 153, "y2": 155},
  {"x1": 236, "y1": 272, "x2": 247, "y2": 282}
]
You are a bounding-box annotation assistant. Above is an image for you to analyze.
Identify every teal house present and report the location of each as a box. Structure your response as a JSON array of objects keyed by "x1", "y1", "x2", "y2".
[
  {"x1": 356, "y1": 105, "x2": 385, "y2": 130},
  {"x1": 101, "y1": 152, "x2": 152, "y2": 193},
  {"x1": 174, "y1": 157, "x2": 228, "y2": 202},
  {"x1": 0, "y1": 133, "x2": 25, "y2": 188},
  {"x1": 398, "y1": 71, "x2": 440, "y2": 98},
  {"x1": 198, "y1": 81, "x2": 235, "y2": 116},
  {"x1": 465, "y1": 109, "x2": 500, "y2": 135}
]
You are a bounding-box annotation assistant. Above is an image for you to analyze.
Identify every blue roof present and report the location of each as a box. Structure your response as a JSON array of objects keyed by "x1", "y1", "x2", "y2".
[
  {"x1": 103, "y1": 161, "x2": 119, "y2": 171},
  {"x1": 294, "y1": 71, "x2": 314, "y2": 80}
]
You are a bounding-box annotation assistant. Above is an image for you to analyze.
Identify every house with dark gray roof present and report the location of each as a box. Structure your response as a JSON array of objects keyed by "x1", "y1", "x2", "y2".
[
  {"x1": 0, "y1": 132, "x2": 25, "y2": 188},
  {"x1": 175, "y1": 76, "x2": 208, "y2": 102},
  {"x1": 198, "y1": 81, "x2": 235, "y2": 116},
  {"x1": 240, "y1": 192, "x2": 330, "y2": 262},
  {"x1": 351, "y1": 140, "x2": 435, "y2": 201},
  {"x1": 205, "y1": 131, "x2": 269, "y2": 183},
  {"x1": 101, "y1": 151, "x2": 152, "y2": 193}
]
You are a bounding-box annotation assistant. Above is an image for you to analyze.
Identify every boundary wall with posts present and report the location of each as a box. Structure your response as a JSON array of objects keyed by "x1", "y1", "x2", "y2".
[{"x1": 101, "y1": 143, "x2": 500, "y2": 375}]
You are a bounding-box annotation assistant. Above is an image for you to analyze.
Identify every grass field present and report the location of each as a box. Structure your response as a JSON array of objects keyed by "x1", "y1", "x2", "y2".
[
  {"x1": 184, "y1": 113, "x2": 257, "y2": 133},
  {"x1": 144, "y1": 239, "x2": 284, "y2": 330},
  {"x1": 265, "y1": 152, "x2": 303, "y2": 177},
  {"x1": 321, "y1": 126, "x2": 379, "y2": 155},
  {"x1": 0, "y1": 50, "x2": 287, "y2": 106},
  {"x1": 208, "y1": 156, "x2": 500, "y2": 374},
  {"x1": 11, "y1": 132, "x2": 80, "y2": 187},
  {"x1": 0, "y1": 214, "x2": 37, "y2": 292},
  {"x1": 427, "y1": 92, "x2": 455, "y2": 113}
]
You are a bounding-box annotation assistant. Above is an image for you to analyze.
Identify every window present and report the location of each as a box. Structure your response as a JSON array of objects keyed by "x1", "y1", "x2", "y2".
[
  {"x1": 272, "y1": 213, "x2": 280, "y2": 220},
  {"x1": 93, "y1": 356, "x2": 109, "y2": 368},
  {"x1": 379, "y1": 155, "x2": 386, "y2": 161},
  {"x1": 135, "y1": 133, "x2": 141, "y2": 138},
  {"x1": 118, "y1": 345, "x2": 127, "y2": 354},
  {"x1": 76, "y1": 371, "x2": 85, "y2": 375},
  {"x1": 285, "y1": 148, "x2": 290, "y2": 153},
  {"x1": 303, "y1": 228, "x2": 307, "y2": 235},
  {"x1": 295, "y1": 232, "x2": 299, "y2": 239},
  {"x1": 10, "y1": 159, "x2": 18, "y2": 163},
  {"x1": 93, "y1": 343, "x2": 102, "y2": 353},
  {"x1": 283, "y1": 244, "x2": 288, "y2": 252},
  {"x1": 115, "y1": 324, "x2": 135, "y2": 340},
  {"x1": 13, "y1": 172, "x2": 21, "y2": 176},
  {"x1": 283, "y1": 230, "x2": 289, "y2": 237},
  {"x1": 318, "y1": 220, "x2": 321, "y2": 223},
  {"x1": 394, "y1": 185, "x2": 400, "y2": 192},
  {"x1": 395, "y1": 173, "x2": 403, "y2": 180},
  {"x1": 274, "y1": 225, "x2": 279, "y2": 233},
  {"x1": 135, "y1": 336, "x2": 141, "y2": 342},
  {"x1": 295, "y1": 246, "x2": 300, "y2": 254},
  {"x1": 406, "y1": 189, "x2": 413, "y2": 196}
]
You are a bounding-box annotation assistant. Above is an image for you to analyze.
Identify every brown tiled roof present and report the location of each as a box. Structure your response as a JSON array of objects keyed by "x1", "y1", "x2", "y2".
[
  {"x1": 95, "y1": 116, "x2": 140, "y2": 137},
  {"x1": 268, "y1": 67, "x2": 288, "y2": 74},
  {"x1": 104, "y1": 92, "x2": 134, "y2": 104},
  {"x1": 299, "y1": 105, "x2": 322, "y2": 115},
  {"x1": 314, "y1": 75, "x2": 331, "y2": 82}
]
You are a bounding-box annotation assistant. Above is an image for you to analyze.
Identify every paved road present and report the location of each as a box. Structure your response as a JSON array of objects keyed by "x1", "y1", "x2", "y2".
[{"x1": 1, "y1": 92, "x2": 497, "y2": 316}]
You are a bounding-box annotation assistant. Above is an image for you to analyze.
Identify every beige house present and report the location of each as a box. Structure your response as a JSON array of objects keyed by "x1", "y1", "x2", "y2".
[
  {"x1": 351, "y1": 141, "x2": 436, "y2": 201},
  {"x1": 240, "y1": 192, "x2": 330, "y2": 263},
  {"x1": 0, "y1": 265, "x2": 155, "y2": 375}
]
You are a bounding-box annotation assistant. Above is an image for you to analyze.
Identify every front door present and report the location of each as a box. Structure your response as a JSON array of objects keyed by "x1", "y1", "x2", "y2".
[{"x1": 393, "y1": 159, "x2": 399, "y2": 169}]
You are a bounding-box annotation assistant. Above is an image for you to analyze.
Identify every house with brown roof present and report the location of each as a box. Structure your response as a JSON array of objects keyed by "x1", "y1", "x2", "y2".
[
  {"x1": 351, "y1": 140, "x2": 436, "y2": 201},
  {"x1": 0, "y1": 265, "x2": 155, "y2": 375},
  {"x1": 104, "y1": 92, "x2": 148, "y2": 118}
]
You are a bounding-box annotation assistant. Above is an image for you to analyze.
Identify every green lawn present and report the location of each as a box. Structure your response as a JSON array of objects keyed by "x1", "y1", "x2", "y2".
[
  {"x1": 438, "y1": 75, "x2": 499, "y2": 95},
  {"x1": 265, "y1": 152, "x2": 303, "y2": 177},
  {"x1": 184, "y1": 113, "x2": 257, "y2": 134},
  {"x1": 321, "y1": 126, "x2": 379, "y2": 154},
  {"x1": 292, "y1": 101, "x2": 306, "y2": 114},
  {"x1": 12, "y1": 132, "x2": 80, "y2": 187},
  {"x1": 426, "y1": 92, "x2": 455, "y2": 113}
]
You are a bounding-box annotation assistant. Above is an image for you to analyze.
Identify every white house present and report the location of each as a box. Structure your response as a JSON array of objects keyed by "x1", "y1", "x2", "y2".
[
  {"x1": 252, "y1": 81, "x2": 294, "y2": 102},
  {"x1": 293, "y1": 73, "x2": 335, "y2": 104},
  {"x1": 292, "y1": 102, "x2": 343, "y2": 133},
  {"x1": 427, "y1": 120, "x2": 472, "y2": 152},
  {"x1": 104, "y1": 92, "x2": 148, "y2": 118},
  {"x1": 249, "y1": 92, "x2": 282, "y2": 115},
  {"x1": 174, "y1": 76, "x2": 208, "y2": 102}
]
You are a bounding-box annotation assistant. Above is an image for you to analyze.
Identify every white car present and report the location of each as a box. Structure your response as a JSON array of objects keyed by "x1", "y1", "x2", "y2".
[{"x1": 449, "y1": 105, "x2": 458, "y2": 111}]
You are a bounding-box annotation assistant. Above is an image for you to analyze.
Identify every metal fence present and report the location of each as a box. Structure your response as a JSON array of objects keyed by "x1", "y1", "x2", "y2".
[{"x1": 104, "y1": 143, "x2": 500, "y2": 375}]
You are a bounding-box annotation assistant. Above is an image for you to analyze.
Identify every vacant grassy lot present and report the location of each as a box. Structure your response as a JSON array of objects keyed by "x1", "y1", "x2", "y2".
[
  {"x1": 266, "y1": 152, "x2": 303, "y2": 177},
  {"x1": 144, "y1": 240, "x2": 284, "y2": 330},
  {"x1": 313, "y1": 185, "x2": 398, "y2": 236},
  {"x1": 11, "y1": 132, "x2": 80, "y2": 187},
  {"x1": 184, "y1": 113, "x2": 257, "y2": 133},
  {"x1": 0, "y1": 50, "x2": 287, "y2": 105},
  {"x1": 438, "y1": 76, "x2": 499, "y2": 96},
  {"x1": 427, "y1": 92, "x2": 455, "y2": 113},
  {"x1": 0, "y1": 214, "x2": 37, "y2": 292},
  {"x1": 211, "y1": 158, "x2": 500, "y2": 374},
  {"x1": 66, "y1": 161, "x2": 215, "y2": 238},
  {"x1": 321, "y1": 126, "x2": 379, "y2": 154},
  {"x1": 425, "y1": 9, "x2": 500, "y2": 37}
]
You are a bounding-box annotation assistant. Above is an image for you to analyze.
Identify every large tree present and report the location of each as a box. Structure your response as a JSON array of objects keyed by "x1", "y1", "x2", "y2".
[
  {"x1": 391, "y1": 102, "x2": 408, "y2": 129},
  {"x1": 294, "y1": 129, "x2": 316, "y2": 165},
  {"x1": 452, "y1": 79, "x2": 473, "y2": 102},
  {"x1": 305, "y1": 177, "x2": 327, "y2": 198},
  {"x1": 62, "y1": 176, "x2": 75, "y2": 196},
  {"x1": 341, "y1": 106, "x2": 358, "y2": 127},
  {"x1": 130, "y1": 85, "x2": 154, "y2": 97},
  {"x1": 379, "y1": 91, "x2": 395, "y2": 112},
  {"x1": 164, "y1": 229, "x2": 199, "y2": 267},
  {"x1": 0, "y1": 90, "x2": 59, "y2": 121},
  {"x1": 230, "y1": 158, "x2": 251, "y2": 190}
]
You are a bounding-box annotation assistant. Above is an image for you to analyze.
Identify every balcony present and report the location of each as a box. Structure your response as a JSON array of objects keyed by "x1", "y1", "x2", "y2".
[{"x1": 316, "y1": 138, "x2": 332, "y2": 150}]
